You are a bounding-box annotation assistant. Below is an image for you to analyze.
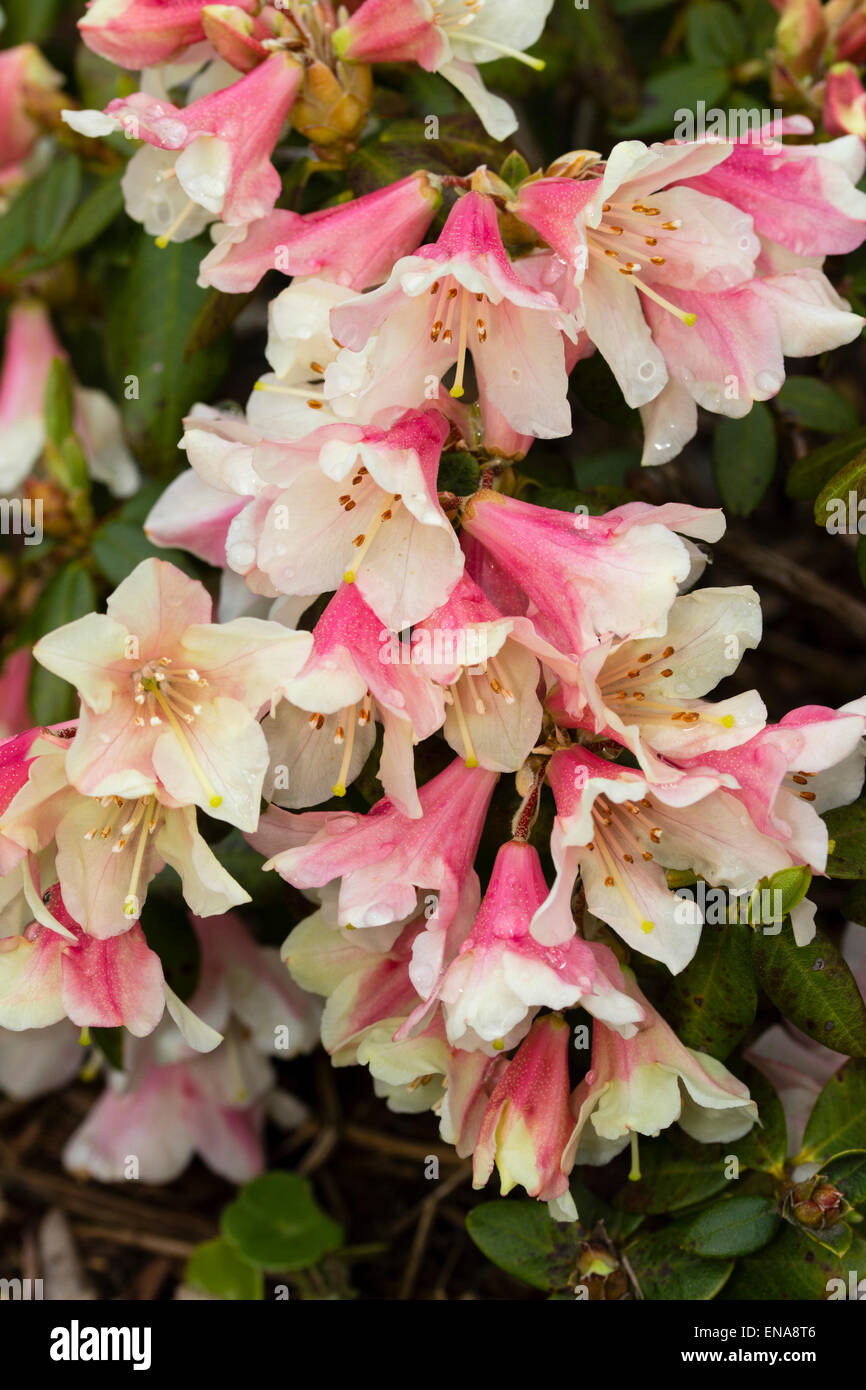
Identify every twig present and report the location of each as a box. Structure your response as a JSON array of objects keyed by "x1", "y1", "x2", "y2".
[
  {"x1": 721, "y1": 527, "x2": 866, "y2": 640},
  {"x1": 397, "y1": 1161, "x2": 472, "y2": 1301}
]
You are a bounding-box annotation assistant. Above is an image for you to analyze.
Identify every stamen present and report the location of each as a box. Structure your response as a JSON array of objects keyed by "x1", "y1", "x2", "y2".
[
  {"x1": 332, "y1": 706, "x2": 357, "y2": 797},
  {"x1": 449, "y1": 289, "x2": 470, "y2": 399},
  {"x1": 449, "y1": 683, "x2": 479, "y2": 767},
  {"x1": 343, "y1": 496, "x2": 400, "y2": 583},
  {"x1": 143, "y1": 679, "x2": 223, "y2": 808},
  {"x1": 155, "y1": 198, "x2": 198, "y2": 248}
]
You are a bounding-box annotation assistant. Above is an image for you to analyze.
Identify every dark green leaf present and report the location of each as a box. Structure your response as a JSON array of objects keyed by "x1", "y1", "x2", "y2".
[
  {"x1": 3, "y1": 0, "x2": 64, "y2": 44},
  {"x1": 92, "y1": 521, "x2": 192, "y2": 587},
  {"x1": 40, "y1": 172, "x2": 125, "y2": 265},
  {"x1": 104, "y1": 236, "x2": 232, "y2": 470},
  {"x1": 25, "y1": 563, "x2": 97, "y2": 725},
  {"x1": 825, "y1": 797, "x2": 866, "y2": 879},
  {"x1": 465, "y1": 1200, "x2": 578, "y2": 1292},
  {"x1": 686, "y1": 3, "x2": 746, "y2": 66},
  {"x1": 814, "y1": 451, "x2": 866, "y2": 528},
  {"x1": 42, "y1": 358, "x2": 76, "y2": 449},
  {"x1": 822, "y1": 1148, "x2": 866, "y2": 1207},
  {"x1": 722, "y1": 1224, "x2": 866, "y2": 1299},
  {"x1": 185, "y1": 1239, "x2": 264, "y2": 1301},
  {"x1": 34, "y1": 155, "x2": 82, "y2": 254},
  {"x1": 437, "y1": 451, "x2": 481, "y2": 495},
  {"x1": 626, "y1": 1223, "x2": 733, "y2": 1299},
  {"x1": 91, "y1": 1027, "x2": 124, "y2": 1072},
  {"x1": 683, "y1": 1195, "x2": 779, "y2": 1257},
  {"x1": 752, "y1": 923, "x2": 866, "y2": 1057},
  {"x1": 662, "y1": 921, "x2": 756, "y2": 1060},
  {"x1": 712, "y1": 405, "x2": 777, "y2": 515},
  {"x1": 786, "y1": 430, "x2": 866, "y2": 500},
  {"x1": 800, "y1": 1060, "x2": 866, "y2": 1164},
  {"x1": 613, "y1": 66, "x2": 730, "y2": 138},
  {"x1": 140, "y1": 895, "x2": 201, "y2": 1004},
  {"x1": 221, "y1": 1172, "x2": 343, "y2": 1272},
  {"x1": 732, "y1": 1065, "x2": 788, "y2": 1176},
  {"x1": 775, "y1": 377, "x2": 858, "y2": 435},
  {"x1": 614, "y1": 1137, "x2": 730, "y2": 1214}
]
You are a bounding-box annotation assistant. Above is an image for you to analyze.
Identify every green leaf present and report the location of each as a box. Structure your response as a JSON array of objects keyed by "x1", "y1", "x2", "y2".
[
  {"x1": 683, "y1": 1195, "x2": 779, "y2": 1257},
  {"x1": 221, "y1": 1173, "x2": 343, "y2": 1272},
  {"x1": 686, "y1": 3, "x2": 746, "y2": 66},
  {"x1": 732, "y1": 1065, "x2": 788, "y2": 1176},
  {"x1": 752, "y1": 924, "x2": 866, "y2": 1058},
  {"x1": 569, "y1": 1176, "x2": 644, "y2": 1242},
  {"x1": 614, "y1": 1137, "x2": 730, "y2": 1214},
  {"x1": 105, "y1": 236, "x2": 232, "y2": 470},
  {"x1": 437, "y1": 451, "x2": 481, "y2": 495},
  {"x1": 92, "y1": 521, "x2": 192, "y2": 587},
  {"x1": 90, "y1": 1027, "x2": 124, "y2": 1072},
  {"x1": 140, "y1": 893, "x2": 201, "y2": 1004},
  {"x1": 825, "y1": 797, "x2": 866, "y2": 878},
  {"x1": 800, "y1": 1060, "x2": 866, "y2": 1164},
  {"x1": 465, "y1": 1200, "x2": 578, "y2": 1292},
  {"x1": 34, "y1": 156, "x2": 82, "y2": 254},
  {"x1": 43, "y1": 358, "x2": 76, "y2": 449},
  {"x1": 722, "y1": 1224, "x2": 866, "y2": 1299},
  {"x1": 793, "y1": 1218, "x2": 853, "y2": 1257},
  {"x1": 842, "y1": 885, "x2": 866, "y2": 926},
  {"x1": 814, "y1": 451, "x2": 866, "y2": 528},
  {"x1": 822, "y1": 1149, "x2": 866, "y2": 1207},
  {"x1": 712, "y1": 405, "x2": 777, "y2": 515},
  {"x1": 499, "y1": 151, "x2": 531, "y2": 190},
  {"x1": 571, "y1": 351, "x2": 637, "y2": 426},
  {"x1": 786, "y1": 429, "x2": 866, "y2": 500},
  {"x1": 661, "y1": 921, "x2": 756, "y2": 1060},
  {"x1": 185, "y1": 1239, "x2": 264, "y2": 1301},
  {"x1": 38, "y1": 172, "x2": 125, "y2": 266},
  {"x1": 25, "y1": 563, "x2": 97, "y2": 725},
  {"x1": 775, "y1": 377, "x2": 858, "y2": 435},
  {"x1": 625, "y1": 1223, "x2": 733, "y2": 1299},
  {"x1": 3, "y1": 0, "x2": 64, "y2": 44},
  {"x1": 613, "y1": 66, "x2": 730, "y2": 138}
]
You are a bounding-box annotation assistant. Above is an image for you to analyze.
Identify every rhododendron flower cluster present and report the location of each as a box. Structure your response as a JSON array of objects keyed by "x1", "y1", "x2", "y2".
[{"x1": 2, "y1": 0, "x2": 866, "y2": 1308}]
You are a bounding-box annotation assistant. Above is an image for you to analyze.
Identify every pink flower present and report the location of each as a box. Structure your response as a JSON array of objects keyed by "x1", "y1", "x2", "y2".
[
  {"x1": 403, "y1": 839, "x2": 643, "y2": 1052},
  {"x1": 32, "y1": 558, "x2": 313, "y2": 831},
  {"x1": 675, "y1": 702, "x2": 866, "y2": 875},
  {"x1": 557, "y1": 586, "x2": 766, "y2": 778},
  {"x1": 0, "y1": 301, "x2": 138, "y2": 496},
  {"x1": 78, "y1": 0, "x2": 256, "y2": 70},
  {"x1": 0, "y1": 45, "x2": 62, "y2": 192},
  {"x1": 254, "y1": 756, "x2": 497, "y2": 986},
  {"x1": 473, "y1": 1013, "x2": 577, "y2": 1210},
  {"x1": 1, "y1": 728, "x2": 251, "y2": 937},
  {"x1": 251, "y1": 408, "x2": 464, "y2": 630},
  {"x1": 64, "y1": 52, "x2": 303, "y2": 239},
  {"x1": 513, "y1": 140, "x2": 760, "y2": 409},
  {"x1": 327, "y1": 191, "x2": 578, "y2": 439},
  {"x1": 823, "y1": 63, "x2": 866, "y2": 136},
  {"x1": 266, "y1": 581, "x2": 446, "y2": 816},
  {"x1": 0, "y1": 884, "x2": 165, "y2": 1036},
  {"x1": 563, "y1": 963, "x2": 757, "y2": 1169},
  {"x1": 0, "y1": 1019, "x2": 81, "y2": 1100},
  {"x1": 332, "y1": 0, "x2": 553, "y2": 139},
  {"x1": 459, "y1": 492, "x2": 724, "y2": 657},
  {"x1": 409, "y1": 572, "x2": 581, "y2": 772},
  {"x1": 197, "y1": 173, "x2": 442, "y2": 292},
  {"x1": 531, "y1": 747, "x2": 792, "y2": 973}
]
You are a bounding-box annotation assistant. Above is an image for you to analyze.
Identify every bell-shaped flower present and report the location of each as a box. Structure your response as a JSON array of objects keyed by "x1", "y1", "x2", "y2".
[
  {"x1": 1, "y1": 729, "x2": 251, "y2": 936},
  {"x1": 333, "y1": 0, "x2": 553, "y2": 139},
  {"x1": 265, "y1": 581, "x2": 446, "y2": 816},
  {"x1": 31, "y1": 558, "x2": 313, "y2": 831},
  {"x1": 460, "y1": 492, "x2": 724, "y2": 657},
  {"x1": 557, "y1": 586, "x2": 766, "y2": 778},
  {"x1": 473, "y1": 1012, "x2": 577, "y2": 1211},
  {"x1": 76, "y1": 0, "x2": 255, "y2": 68},
  {"x1": 410, "y1": 572, "x2": 581, "y2": 772},
  {"x1": 674, "y1": 701, "x2": 866, "y2": 877},
  {"x1": 402, "y1": 839, "x2": 643, "y2": 1053},
  {"x1": 0, "y1": 883, "x2": 166, "y2": 1038},
  {"x1": 563, "y1": 966, "x2": 758, "y2": 1168},
  {"x1": 531, "y1": 747, "x2": 793, "y2": 973},
  {"x1": 198, "y1": 172, "x2": 441, "y2": 292},
  {"x1": 254, "y1": 756, "x2": 497, "y2": 987},
  {"x1": 513, "y1": 139, "x2": 760, "y2": 410},
  {"x1": 326, "y1": 191, "x2": 578, "y2": 439},
  {"x1": 0, "y1": 44, "x2": 63, "y2": 193},
  {"x1": 0, "y1": 300, "x2": 138, "y2": 497},
  {"x1": 63, "y1": 52, "x2": 303, "y2": 240},
  {"x1": 251, "y1": 407, "x2": 464, "y2": 629}
]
